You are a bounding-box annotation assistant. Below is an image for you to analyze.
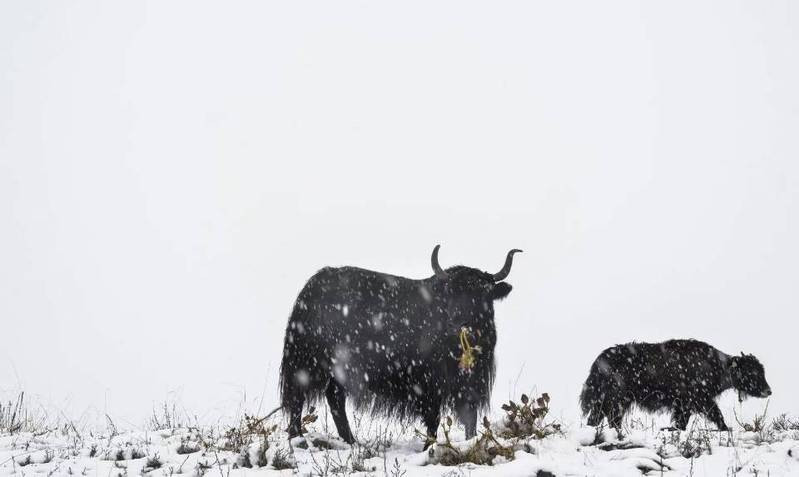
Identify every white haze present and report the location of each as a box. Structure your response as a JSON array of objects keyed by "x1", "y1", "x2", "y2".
[{"x1": 1, "y1": 1, "x2": 797, "y2": 427}]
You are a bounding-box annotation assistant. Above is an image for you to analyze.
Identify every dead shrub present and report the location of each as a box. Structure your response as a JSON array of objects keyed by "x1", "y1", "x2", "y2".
[{"x1": 426, "y1": 416, "x2": 514, "y2": 466}]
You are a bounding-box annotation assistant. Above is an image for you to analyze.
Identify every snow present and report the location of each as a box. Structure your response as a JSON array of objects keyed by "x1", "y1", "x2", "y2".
[{"x1": 3, "y1": 414, "x2": 798, "y2": 477}]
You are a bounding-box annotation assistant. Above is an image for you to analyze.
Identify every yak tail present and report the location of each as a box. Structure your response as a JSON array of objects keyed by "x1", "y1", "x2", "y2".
[
  {"x1": 579, "y1": 359, "x2": 608, "y2": 423},
  {"x1": 278, "y1": 334, "x2": 315, "y2": 410},
  {"x1": 278, "y1": 308, "x2": 327, "y2": 412}
]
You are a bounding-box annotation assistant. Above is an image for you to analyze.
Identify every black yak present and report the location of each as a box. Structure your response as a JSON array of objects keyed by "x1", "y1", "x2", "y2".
[
  {"x1": 580, "y1": 339, "x2": 771, "y2": 432},
  {"x1": 279, "y1": 245, "x2": 521, "y2": 446}
]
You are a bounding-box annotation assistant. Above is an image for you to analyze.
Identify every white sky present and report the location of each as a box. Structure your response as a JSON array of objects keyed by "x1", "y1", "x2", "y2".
[{"x1": 1, "y1": 1, "x2": 797, "y2": 428}]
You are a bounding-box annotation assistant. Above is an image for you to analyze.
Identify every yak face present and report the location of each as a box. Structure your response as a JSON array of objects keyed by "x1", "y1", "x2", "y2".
[
  {"x1": 730, "y1": 353, "x2": 772, "y2": 399},
  {"x1": 429, "y1": 246, "x2": 521, "y2": 325},
  {"x1": 439, "y1": 267, "x2": 513, "y2": 303}
]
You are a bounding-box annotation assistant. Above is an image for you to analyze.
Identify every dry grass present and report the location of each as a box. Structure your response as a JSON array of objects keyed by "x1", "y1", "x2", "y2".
[
  {"x1": 149, "y1": 401, "x2": 189, "y2": 431},
  {"x1": 0, "y1": 392, "x2": 50, "y2": 435}
]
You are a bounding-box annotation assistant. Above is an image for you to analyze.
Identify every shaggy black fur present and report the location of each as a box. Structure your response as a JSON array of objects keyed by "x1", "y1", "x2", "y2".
[
  {"x1": 279, "y1": 246, "x2": 520, "y2": 446},
  {"x1": 580, "y1": 339, "x2": 771, "y2": 432}
]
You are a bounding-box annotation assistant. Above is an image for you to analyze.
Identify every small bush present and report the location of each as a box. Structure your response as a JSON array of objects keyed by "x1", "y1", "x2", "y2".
[
  {"x1": 427, "y1": 392, "x2": 561, "y2": 466},
  {"x1": 499, "y1": 393, "x2": 561, "y2": 439},
  {"x1": 735, "y1": 402, "x2": 770, "y2": 433},
  {"x1": 222, "y1": 414, "x2": 276, "y2": 452},
  {"x1": 427, "y1": 416, "x2": 514, "y2": 466},
  {"x1": 143, "y1": 454, "x2": 162, "y2": 472},
  {"x1": 271, "y1": 448, "x2": 294, "y2": 470},
  {"x1": 194, "y1": 461, "x2": 213, "y2": 477},
  {"x1": 222, "y1": 413, "x2": 281, "y2": 469},
  {"x1": 680, "y1": 429, "x2": 713, "y2": 459},
  {"x1": 735, "y1": 403, "x2": 777, "y2": 444},
  {"x1": 176, "y1": 439, "x2": 200, "y2": 455},
  {"x1": 773, "y1": 414, "x2": 799, "y2": 431},
  {"x1": 130, "y1": 448, "x2": 146, "y2": 460}
]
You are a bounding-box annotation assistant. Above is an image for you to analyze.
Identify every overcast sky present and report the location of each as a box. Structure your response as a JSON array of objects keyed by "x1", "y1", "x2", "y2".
[{"x1": 1, "y1": 1, "x2": 797, "y2": 429}]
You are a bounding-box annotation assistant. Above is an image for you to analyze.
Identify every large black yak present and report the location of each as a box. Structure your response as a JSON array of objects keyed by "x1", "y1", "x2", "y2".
[
  {"x1": 580, "y1": 339, "x2": 771, "y2": 432},
  {"x1": 279, "y1": 245, "x2": 521, "y2": 446}
]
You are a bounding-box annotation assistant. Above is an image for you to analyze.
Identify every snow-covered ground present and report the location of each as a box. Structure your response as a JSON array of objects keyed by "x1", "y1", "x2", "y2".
[{"x1": 2, "y1": 408, "x2": 798, "y2": 477}]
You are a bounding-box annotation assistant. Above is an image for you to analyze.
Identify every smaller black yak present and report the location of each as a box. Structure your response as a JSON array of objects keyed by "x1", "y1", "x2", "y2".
[{"x1": 580, "y1": 339, "x2": 771, "y2": 432}]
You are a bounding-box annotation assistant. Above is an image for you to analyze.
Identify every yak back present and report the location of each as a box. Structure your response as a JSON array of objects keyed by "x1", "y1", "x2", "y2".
[{"x1": 280, "y1": 266, "x2": 497, "y2": 421}]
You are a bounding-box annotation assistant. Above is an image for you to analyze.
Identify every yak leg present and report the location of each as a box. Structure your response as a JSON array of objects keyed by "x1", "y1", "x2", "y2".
[
  {"x1": 586, "y1": 400, "x2": 604, "y2": 427},
  {"x1": 324, "y1": 379, "x2": 355, "y2": 444},
  {"x1": 586, "y1": 410, "x2": 603, "y2": 427},
  {"x1": 606, "y1": 397, "x2": 630, "y2": 438},
  {"x1": 672, "y1": 406, "x2": 691, "y2": 431},
  {"x1": 607, "y1": 408, "x2": 623, "y2": 436},
  {"x1": 703, "y1": 401, "x2": 729, "y2": 431},
  {"x1": 456, "y1": 401, "x2": 478, "y2": 439},
  {"x1": 421, "y1": 401, "x2": 441, "y2": 450}
]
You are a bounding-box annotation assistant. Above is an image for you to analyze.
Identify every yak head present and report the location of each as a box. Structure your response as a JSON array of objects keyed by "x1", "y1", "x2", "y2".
[
  {"x1": 730, "y1": 352, "x2": 772, "y2": 399},
  {"x1": 429, "y1": 245, "x2": 521, "y2": 325}
]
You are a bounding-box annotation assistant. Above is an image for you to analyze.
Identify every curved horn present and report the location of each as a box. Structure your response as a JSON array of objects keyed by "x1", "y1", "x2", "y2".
[
  {"x1": 431, "y1": 244, "x2": 449, "y2": 279},
  {"x1": 493, "y1": 249, "x2": 523, "y2": 281}
]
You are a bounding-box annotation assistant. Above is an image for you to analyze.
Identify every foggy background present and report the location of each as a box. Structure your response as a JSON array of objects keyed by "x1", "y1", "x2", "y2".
[{"x1": 1, "y1": 1, "x2": 797, "y2": 429}]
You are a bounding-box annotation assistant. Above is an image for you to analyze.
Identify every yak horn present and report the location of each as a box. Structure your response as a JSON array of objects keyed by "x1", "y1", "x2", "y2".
[
  {"x1": 431, "y1": 245, "x2": 449, "y2": 279},
  {"x1": 493, "y1": 249, "x2": 523, "y2": 281}
]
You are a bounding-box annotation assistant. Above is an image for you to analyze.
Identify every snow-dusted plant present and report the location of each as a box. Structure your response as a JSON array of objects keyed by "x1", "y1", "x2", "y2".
[
  {"x1": 773, "y1": 414, "x2": 799, "y2": 432},
  {"x1": 269, "y1": 447, "x2": 294, "y2": 470},
  {"x1": 176, "y1": 437, "x2": 200, "y2": 455},
  {"x1": 426, "y1": 416, "x2": 514, "y2": 466},
  {"x1": 148, "y1": 401, "x2": 186, "y2": 431},
  {"x1": 498, "y1": 393, "x2": 560, "y2": 439},
  {"x1": 735, "y1": 402, "x2": 778, "y2": 444},
  {"x1": 221, "y1": 414, "x2": 278, "y2": 467}
]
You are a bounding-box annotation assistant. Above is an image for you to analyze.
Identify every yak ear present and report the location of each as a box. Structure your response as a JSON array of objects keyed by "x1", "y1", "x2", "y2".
[
  {"x1": 729, "y1": 357, "x2": 743, "y2": 385},
  {"x1": 491, "y1": 282, "x2": 512, "y2": 301}
]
